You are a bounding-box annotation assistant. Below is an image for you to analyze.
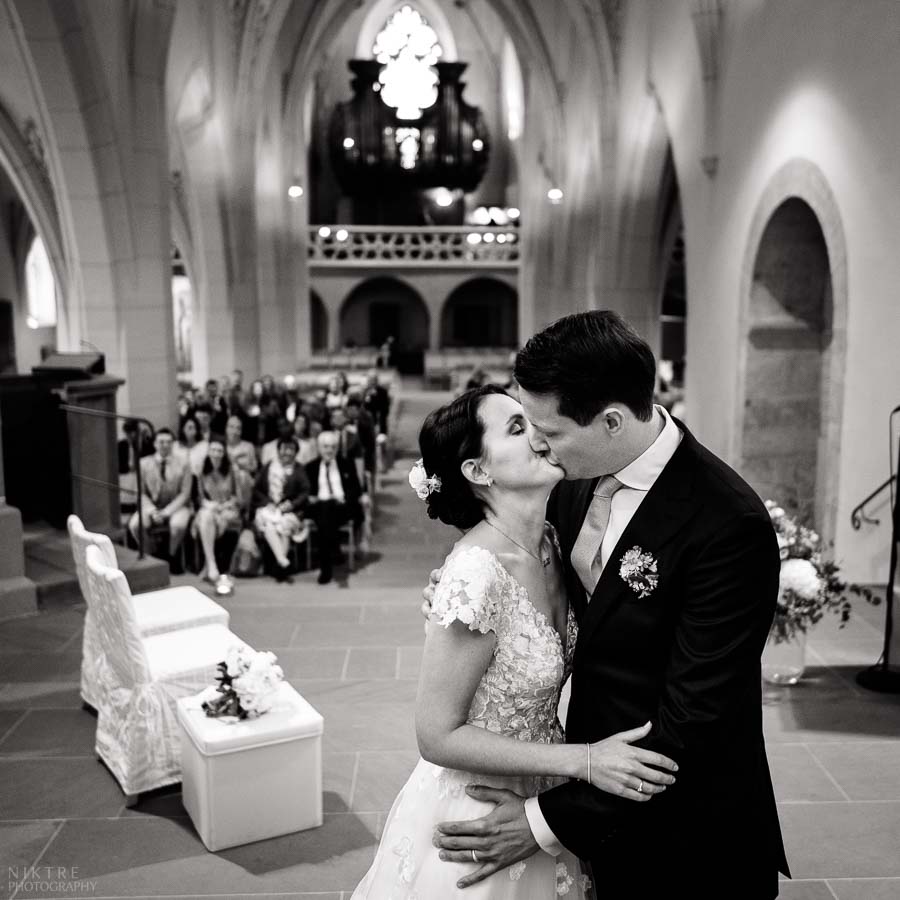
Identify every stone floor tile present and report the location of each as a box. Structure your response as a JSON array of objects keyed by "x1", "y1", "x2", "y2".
[
  {"x1": 360, "y1": 602, "x2": 420, "y2": 625},
  {"x1": 344, "y1": 647, "x2": 396, "y2": 680},
  {"x1": 779, "y1": 802, "x2": 900, "y2": 878},
  {"x1": 117, "y1": 784, "x2": 189, "y2": 821},
  {"x1": 775, "y1": 881, "x2": 838, "y2": 900},
  {"x1": 0, "y1": 710, "x2": 26, "y2": 743},
  {"x1": 298, "y1": 679, "x2": 418, "y2": 707},
  {"x1": 351, "y1": 750, "x2": 419, "y2": 812},
  {"x1": 827, "y1": 878, "x2": 900, "y2": 899},
  {"x1": 39, "y1": 812, "x2": 378, "y2": 895},
  {"x1": 0, "y1": 821, "x2": 61, "y2": 899},
  {"x1": 273, "y1": 648, "x2": 347, "y2": 681},
  {"x1": 764, "y1": 695, "x2": 900, "y2": 743},
  {"x1": 0, "y1": 682, "x2": 83, "y2": 710},
  {"x1": 767, "y1": 744, "x2": 847, "y2": 802},
  {"x1": 0, "y1": 709, "x2": 96, "y2": 758},
  {"x1": 0, "y1": 609, "x2": 83, "y2": 653},
  {"x1": 316, "y1": 704, "x2": 418, "y2": 753},
  {"x1": 807, "y1": 742, "x2": 900, "y2": 801},
  {"x1": 322, "y1": 751, "x2": 355, "y2": 813},
  {"x1": 0, "y1": 758, "x2": 126, "y2": 819},
  {"x1": 289, "y1": 621, "x2": 425, "y2": 648},
  {"x1": 0, "y1": 653, "x2": 83, "y2": 683}
]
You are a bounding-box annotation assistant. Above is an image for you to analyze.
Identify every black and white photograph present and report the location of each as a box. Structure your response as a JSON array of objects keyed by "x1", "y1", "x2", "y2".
[{"x1": 1, "y1": 1, "x2": 899, "y2": 898}]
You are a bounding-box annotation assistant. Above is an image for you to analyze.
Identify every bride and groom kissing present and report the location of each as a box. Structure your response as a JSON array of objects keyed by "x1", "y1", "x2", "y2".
[{"x1": 353, "y1": 311, "x2": 790, "y2": 899}]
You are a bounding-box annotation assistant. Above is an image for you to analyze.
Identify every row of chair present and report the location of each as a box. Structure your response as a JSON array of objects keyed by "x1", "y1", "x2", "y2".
[{"x1": 68, "y1": 515, "x2": 250, "y2": 805}]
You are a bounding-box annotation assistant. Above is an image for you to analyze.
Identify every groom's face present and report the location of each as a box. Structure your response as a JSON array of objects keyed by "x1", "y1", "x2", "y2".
[{"x1": 519, "y1": 389, "x2": 612, "y2": 480}]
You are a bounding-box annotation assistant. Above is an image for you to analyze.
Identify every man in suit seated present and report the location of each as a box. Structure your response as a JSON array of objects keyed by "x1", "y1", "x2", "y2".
[
  {"x1": 305, "y1": 430, "x2": 365, "y2": 584},
  {"x1": 128, "y1": 427, "x2": 193, "y2": 570}
]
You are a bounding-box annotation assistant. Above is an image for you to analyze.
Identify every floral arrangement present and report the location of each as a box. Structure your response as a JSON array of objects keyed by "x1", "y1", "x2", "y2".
[
  {"x1": 202, "y1": 645, "x2": 284, "y2": 720},
  {"x1": 766, "y1": 500, "x2": 878, "y2": 643},
  {"x1": 408, "y1": 458, "x2": 442, "y2": 500},
  {"x1": 619, "y1": 546, "x2": 659, "y2": 598}
]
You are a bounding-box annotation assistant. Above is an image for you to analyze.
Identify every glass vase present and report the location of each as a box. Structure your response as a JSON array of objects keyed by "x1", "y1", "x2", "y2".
[{"x1": 761, "y1": 625, "x2": 807, "y2": 685}]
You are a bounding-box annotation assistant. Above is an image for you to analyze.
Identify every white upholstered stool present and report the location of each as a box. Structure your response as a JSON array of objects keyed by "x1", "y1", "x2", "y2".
[{"x1": 177, "y1": 681, "x2": 324, "y2": 851}]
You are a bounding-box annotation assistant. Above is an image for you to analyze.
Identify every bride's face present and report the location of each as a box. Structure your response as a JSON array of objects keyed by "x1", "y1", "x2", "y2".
[{"x1": 475, "y1": 393, "x2": 564, "y2": 490}]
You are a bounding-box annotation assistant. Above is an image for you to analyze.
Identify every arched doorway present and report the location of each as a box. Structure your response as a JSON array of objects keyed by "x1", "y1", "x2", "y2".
[
  {"x1": 339, "y1": 277, "x2": 429, "y2": 373},
  {"x1": 440, "y1": 278, "x2": 518, "y2": 347},
  {"x1": 741, "y1": 198, "x2": 832, "y2": 524},
  {"x1": 310, "y1": 290, "x2": 327, "y2": 351}
]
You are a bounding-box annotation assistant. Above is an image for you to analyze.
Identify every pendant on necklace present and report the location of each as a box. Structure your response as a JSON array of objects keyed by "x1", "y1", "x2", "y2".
[{"x1": 541, "y1": 555, "x2": 551, "y2": 568}]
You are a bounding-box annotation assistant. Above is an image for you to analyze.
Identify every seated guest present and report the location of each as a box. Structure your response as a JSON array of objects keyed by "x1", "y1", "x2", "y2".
[
  {"x1": 129, "y1": 427, "x2": 193, "y2": 570},
  {"x1": 193, "y1": 403, "x2": 214, "y2": 444},
  {"x1": 193, "y1": 436, "x2": 241, "y2": 585},
  {"x1": 224, "y1": 414, "x2": 258, "y2": 476},
  {"x1": 345, "y1": 394, "x2": 377, "y2": 486},
  {"x1": 324, "y1": 372, "x2": 349, "y2": 410},
  {"x1": 305, "y1": 430, "x2": 364, "y2": 585},
  {"x1": 260, "y1": 416, "x2": 294, "y2": 466},
  {"x1": 252, "y1": 437, "x2": 310, "y2": 582},
  {"x1": 362, "y1": 371, "x2": 390, "y2": 435},
  {"x1": 330, "y1": 407, "x2": 365, "y2": 486},
  {"x1": 175, "y1": 416, "x2": 208, "y2": 476},
  {"x1": 292, "y1": 412, "x2": 319, "y2": 466},
  {"x1": 205, "y1": 378, "x2": 229, "y2": 433},
  {"x1": 118, "y1": 418, "x2": 154, "y2": 475}
]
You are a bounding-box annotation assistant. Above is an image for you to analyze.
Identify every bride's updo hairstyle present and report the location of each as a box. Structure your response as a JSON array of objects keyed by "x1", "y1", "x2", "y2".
[{"x1": 418, "y1": 384, "x2": 509, "y2": 529}]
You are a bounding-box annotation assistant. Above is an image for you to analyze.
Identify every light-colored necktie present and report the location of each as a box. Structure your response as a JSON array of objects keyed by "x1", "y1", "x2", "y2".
[{"x1": 571, "y1": 475, "x2": 624, "y2": 596}]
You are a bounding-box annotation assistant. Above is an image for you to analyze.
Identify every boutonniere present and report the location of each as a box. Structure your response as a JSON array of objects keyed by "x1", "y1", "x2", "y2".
[{"x1": 619, "y1": 546, "x2": 659, "y2": 598}]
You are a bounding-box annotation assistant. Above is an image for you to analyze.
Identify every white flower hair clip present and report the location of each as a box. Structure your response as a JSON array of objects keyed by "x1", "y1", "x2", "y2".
[{"x1": 408, "y1": 458, "x2": 442, "y2": 500}]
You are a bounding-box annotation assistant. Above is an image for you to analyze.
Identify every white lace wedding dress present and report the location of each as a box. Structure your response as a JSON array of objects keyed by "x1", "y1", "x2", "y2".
[{"x1": 351, "y1": 543, "x2": 593, "y2": 899}]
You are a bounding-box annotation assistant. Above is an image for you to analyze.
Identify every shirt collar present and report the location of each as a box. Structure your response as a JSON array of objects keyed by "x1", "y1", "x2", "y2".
[{"x1": 613, "y1": 405, "x2": 682, "y2": 491}]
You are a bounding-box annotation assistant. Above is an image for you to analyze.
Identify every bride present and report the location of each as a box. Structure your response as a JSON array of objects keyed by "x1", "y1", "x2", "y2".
[{"x1": 352, "y1": 385, "x2": 677, "y2": 898}]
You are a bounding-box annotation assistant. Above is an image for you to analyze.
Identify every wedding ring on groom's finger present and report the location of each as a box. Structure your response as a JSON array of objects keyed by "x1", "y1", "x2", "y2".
[
  {"x1": 471, "y1": 849, "x2": 479, "y2": 863},
  {"x1": 637, "y1": 780, "x2": 644, "y2": 793}
]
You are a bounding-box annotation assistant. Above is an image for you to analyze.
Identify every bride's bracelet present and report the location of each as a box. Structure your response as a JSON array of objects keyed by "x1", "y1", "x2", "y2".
[{"x1": 585, "y1": 743, "x2": 591, "y2": 784}]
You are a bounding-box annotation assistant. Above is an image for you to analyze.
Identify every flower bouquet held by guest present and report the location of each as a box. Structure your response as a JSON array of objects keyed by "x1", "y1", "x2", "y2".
[
  {"x1": 193, "y1": 436, "x2": 242, "y2": 586},
  {"x1": 352, "y1": 386, "x2": 676, "y2": 899},
  {"x1": 252, "y1": 437, "x2": 310, "y2": 582}
]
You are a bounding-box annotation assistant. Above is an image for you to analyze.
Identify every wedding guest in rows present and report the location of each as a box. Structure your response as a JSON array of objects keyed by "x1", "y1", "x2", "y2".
[
  {"x1": 243, "y1": 380, "x2": 266, "y2": 443},
  {"x1": 330, "y1": 406, "x2": 365, "y2": 486},
  {"x1": 129, "y1": 427, "x2": 193, "y2": 570},
  {"x1": 205, "y1": 378, "x2": 229, "y2": 433},
  {"x1": 305, "y1": 430, "x2": 363, "y2": 585},
  {"x1": 224, "y1": 414, "x2": 258, "y2": 476},
  {"x1": 252, "y1": 437, "x2": 310, "y2": 582},
  {"x1": 193, "y1": 404, "x2": 213, "y2": 444},
  {"x1": 345, "y1": 394, "x2": 377, "y2": 487},
  {"x1": 193, "y1": 435, "x2": 242, "y2": 586},
  {"x1": 260, "y1": 416, "x2": 294, "y2": 466},
  {"x1": 362, "y1": 371, "x2": 390, "y2": 435},
  {"x1": 324, "y1": 372, "x2": 349, "y2": 410},
  {"x1": 292, "y1": 412, "x2": 320, "y2": 466},
  {"x1": 175, "y1": 416, "x2": 208, "y2": 476},
  {"x1": 118, "y1": 418, "x2": 154, "y2": 476}
]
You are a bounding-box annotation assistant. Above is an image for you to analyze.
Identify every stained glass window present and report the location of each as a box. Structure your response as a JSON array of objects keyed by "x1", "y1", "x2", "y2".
[{"x1": 25, "y1": 236, "x2": 56, "y2": 328}]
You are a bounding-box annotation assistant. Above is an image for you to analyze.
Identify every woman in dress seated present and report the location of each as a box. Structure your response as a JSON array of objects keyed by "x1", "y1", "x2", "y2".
[
  {"x1": 193, "y1": 436, "x2": 242, "y2": 584},
  {"x1": 252, "y1": 437, "x2": 310, "y2": 582},
  {"x1": 292, "y1": 412, "x2": 320, "y2": 466}
]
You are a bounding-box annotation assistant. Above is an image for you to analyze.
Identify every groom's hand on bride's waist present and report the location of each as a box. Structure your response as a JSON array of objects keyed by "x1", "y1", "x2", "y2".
[{"x1": 433, "y1": 785, "x2": 539, "y2": 888}]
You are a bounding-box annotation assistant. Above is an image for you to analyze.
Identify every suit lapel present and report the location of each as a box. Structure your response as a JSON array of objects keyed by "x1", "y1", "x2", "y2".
[{"x1": 575, "y1": 425, "x2": 702, "y2": 650}]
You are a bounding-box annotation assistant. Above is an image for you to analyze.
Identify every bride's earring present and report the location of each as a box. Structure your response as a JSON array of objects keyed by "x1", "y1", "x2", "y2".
[{"x1": 484, "y1": 475, "x2": 494, "y2": 486}]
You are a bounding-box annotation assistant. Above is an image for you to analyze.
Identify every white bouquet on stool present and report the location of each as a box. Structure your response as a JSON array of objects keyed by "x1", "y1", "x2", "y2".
[{"x1": 202, "y1": 645, "x2": 284, "y2": 720}]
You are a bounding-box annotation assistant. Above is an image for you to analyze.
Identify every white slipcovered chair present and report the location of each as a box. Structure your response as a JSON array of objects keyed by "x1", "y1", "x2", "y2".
[
  {"x1": 84, "y1": 545, "x2": 250, "y2": 803},
  {"x1": 68, "y1": 515, "x2": 229, "y2": 709}
]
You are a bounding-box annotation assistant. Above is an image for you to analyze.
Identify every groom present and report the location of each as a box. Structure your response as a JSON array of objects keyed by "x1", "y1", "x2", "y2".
[{"x1": 433, "y1": 311, "x2": 790, "y2": 899}]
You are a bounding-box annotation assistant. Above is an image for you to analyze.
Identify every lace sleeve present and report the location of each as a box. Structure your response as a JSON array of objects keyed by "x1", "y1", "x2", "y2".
[{"x1": 430, "y1": 546, "x2": 500, "y2": 635}]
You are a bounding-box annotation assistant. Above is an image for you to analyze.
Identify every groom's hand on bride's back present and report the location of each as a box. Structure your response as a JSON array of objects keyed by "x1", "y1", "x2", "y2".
[{"x1": 421, "y1": 566, "x2": 444, "y2": 621}]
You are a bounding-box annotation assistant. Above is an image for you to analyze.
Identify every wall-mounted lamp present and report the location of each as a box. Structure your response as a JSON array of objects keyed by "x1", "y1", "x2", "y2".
[
  {"x1": 547, "y1": 187, "x2": 564, "y2": 204},
  {"x1": 288, "y1": 183, "x2": 304, "y2": 199}
]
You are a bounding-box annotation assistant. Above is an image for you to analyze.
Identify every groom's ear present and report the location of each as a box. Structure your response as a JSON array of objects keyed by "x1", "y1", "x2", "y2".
[{"x1": 601, "y1": 407, "x2": 626, "y2": 435}]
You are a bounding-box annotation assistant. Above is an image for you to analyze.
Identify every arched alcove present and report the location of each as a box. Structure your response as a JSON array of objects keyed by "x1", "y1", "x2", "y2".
[
  {"x1": 741, "y1": 198, "x2": 832, "y2": 524},
  {"x1": 339, "y1": 276, "x2": 429, "y2": 372},
  {"x1": 440, "y1": 277, "x2": 518, "y2": 348},
  {"x1": 311, "y1": 290, "x2": 328, "y2": 351}
]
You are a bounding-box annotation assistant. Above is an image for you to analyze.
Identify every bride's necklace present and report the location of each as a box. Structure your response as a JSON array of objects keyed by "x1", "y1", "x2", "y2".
[{"x1": 485, "y1": 519, "x2": 552, "y2": 568}]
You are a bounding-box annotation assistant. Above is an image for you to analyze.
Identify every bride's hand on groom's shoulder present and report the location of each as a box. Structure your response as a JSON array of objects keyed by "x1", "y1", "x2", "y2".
[
  {"x1": 587, "y1": 721, "x2": 678, "y2": 801},
  {"x1": 421, "y1": 566, "x2": 444, "y2": 621}
]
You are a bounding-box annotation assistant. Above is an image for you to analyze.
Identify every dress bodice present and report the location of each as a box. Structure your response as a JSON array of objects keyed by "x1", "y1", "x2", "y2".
[{"x1": 429, "y1": 536, "x2": 577, "y2": 750}]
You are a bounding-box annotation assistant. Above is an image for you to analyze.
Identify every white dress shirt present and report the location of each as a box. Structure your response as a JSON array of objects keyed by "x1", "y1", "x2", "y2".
[
  {"x1": 524, "y1": 405, "x2": 683, "y2": 855},
  {"x1": 317, "y1": 458, "x2": 346, "y2": 503}
]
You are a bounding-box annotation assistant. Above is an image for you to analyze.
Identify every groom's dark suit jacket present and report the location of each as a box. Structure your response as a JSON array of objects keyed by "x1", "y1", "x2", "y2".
[{"x1": 542, "y1": 420, "x2": 789, "y2": 899}]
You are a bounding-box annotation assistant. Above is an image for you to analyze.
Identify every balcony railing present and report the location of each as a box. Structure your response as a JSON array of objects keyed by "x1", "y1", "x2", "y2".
[{"x1": 308, "y1": 225, "x2": 519, "y2": 268}]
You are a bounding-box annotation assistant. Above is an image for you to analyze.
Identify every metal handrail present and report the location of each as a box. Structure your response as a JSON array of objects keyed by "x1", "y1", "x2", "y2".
[
  {"x1": 59, "y1": 404, "x2": 155, "y2": 558},
  {"x1": 850, "y1": 475, "x2": 896, "y2": 529}
]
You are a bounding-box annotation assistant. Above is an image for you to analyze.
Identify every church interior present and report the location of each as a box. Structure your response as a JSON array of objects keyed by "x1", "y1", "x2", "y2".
[{"x1": 1, "y1": 1, "x2": 899, "y2": 897}]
